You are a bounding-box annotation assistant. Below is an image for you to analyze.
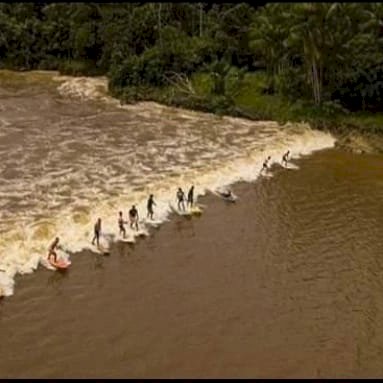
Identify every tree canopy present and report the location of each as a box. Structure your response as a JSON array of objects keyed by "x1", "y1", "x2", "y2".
[{"x1": 1, "y1": 2, "x2": 382, "y2": 112}]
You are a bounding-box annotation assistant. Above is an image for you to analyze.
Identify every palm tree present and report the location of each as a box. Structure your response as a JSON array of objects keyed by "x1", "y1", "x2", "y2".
[
  {"x1": 249, "y1": 4, "x2": 292, "y2": 91},
  {"x1": 284, "y1": 3, "x2": 380, "y2": 105}
]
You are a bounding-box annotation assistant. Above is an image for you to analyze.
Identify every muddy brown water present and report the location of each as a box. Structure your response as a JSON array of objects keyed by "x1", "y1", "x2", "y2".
[
  {"x1": 0, "y1": 73, "x2": 334, "y2": 294},
  {"x1": 1, "y1": 148, "x2": 383, "y2": 378}
]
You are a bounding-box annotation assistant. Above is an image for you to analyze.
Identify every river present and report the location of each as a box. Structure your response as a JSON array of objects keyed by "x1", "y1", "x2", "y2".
[{"x1": 0, "y1": 71, "x2": 382, "y2": 377}]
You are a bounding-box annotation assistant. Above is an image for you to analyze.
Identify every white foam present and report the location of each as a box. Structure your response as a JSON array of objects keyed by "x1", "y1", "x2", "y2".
[
  {"x1": 0, "y1": 271, "x2": 14, "y2": 297},
  {"x1": 0, "y1": 74, "x2": 336, "y2": 297}
]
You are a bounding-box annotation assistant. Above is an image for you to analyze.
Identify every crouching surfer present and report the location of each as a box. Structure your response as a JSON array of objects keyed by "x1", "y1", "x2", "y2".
[
  {"x1": 221, "y1": 190, "x2": 233, "y2": 199},
  {"x1": 282, "y1": 150, "x2": 290, "y2": 167},
  {"x1": 260, "y1": 156, "x2": 271, "y2": 174},
  {"x1": 48, "y1": 237, "x2": 60, "y2": 263}
]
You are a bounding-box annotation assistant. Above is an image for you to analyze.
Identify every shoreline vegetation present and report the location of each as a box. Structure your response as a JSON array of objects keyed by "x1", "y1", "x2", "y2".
[
  {"x1": 109, "y1": 71, "x2": 383, "y2": 154},
  {"x1": 1, "y1": 3, "x2": 383, "y2": 153}
]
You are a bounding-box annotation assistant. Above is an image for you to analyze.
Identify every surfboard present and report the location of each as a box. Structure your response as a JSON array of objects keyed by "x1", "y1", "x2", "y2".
[
  {"x1": 118, "y1": 235, "x2": 135, "y2": 243},
  {"x1": 136, "y1": 228, "x2": 149, "y2": 237},
  {"x1": 49, "y1": 258, "x2": 71, "y2": 270},
  {"x1": 142, "y1": 218, "x2": 162, "y2": 227},
  {"x1": 284, "y1": 163, "x2": 299, "y2": 170},
  {"x1": 117, "y1": 235, "x2": 134, "y2": 243},
  {"x1": 169, "y1": 203, "x2": 192, "y2": 216},
  {"x1": 189, "y1": 206, "x2": 203, "y2": 215},
  {"x1": 214, "y1": 190, "x2": 237, "y2": 203},
  {"x1": 95, "y1": 244, "x2": 110, "y2": 255}
]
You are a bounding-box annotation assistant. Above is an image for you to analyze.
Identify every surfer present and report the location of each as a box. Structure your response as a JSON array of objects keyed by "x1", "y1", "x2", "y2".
[
  {"x1": 129, "y1": 205, "x2": 139, "y2": 231},
  {"x1": 176, "y1": 187, "x2": 186, "y2": 211},
  {"x1": 147, "y1": 194, "x2": 156, "y2": 220},
  {"x1": 48, "y1": 237, "x2": 60, "y2": 263},
  {"x1": 187, "y1": 185, "x2": 194, "y2": 208},
  {"x1": 260, "y1": 156, "x2": 271, "y2": 174},
  {"x1": 221, "y1": 190, "x2": 233, "y2": 199},
  {"x1": 282, "y1": 150, "x2": 290, "y2": 167},
  {"x1": 118, "y1": 211, "x2": 127, "y2": 238},
  {"x1": 91, "y1": 218, "x2": 102, "y2": 247}
]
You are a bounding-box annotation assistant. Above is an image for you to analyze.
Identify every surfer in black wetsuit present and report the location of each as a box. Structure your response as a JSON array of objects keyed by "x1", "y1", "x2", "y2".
[
  {"x1": 282, "y1": 150, "x2": 290, "y2": 167},
  {"x1": 147, "y1": 195, "x2": 156, "y2": 220},
  {"x1": 260, "y1": 156, "x2": 271, "y2": 174},
  {"x1": 176, "y1": 187, "x2": 186, "y2": 211},
  {"x1": 48, "y1": 237, "x2": 60, "y2": 262},
  {"x1": 187, "y1": 185, "x2": 194, "y2": 208},
  {"x1": 92, "y1": 218, "x2": 102, "y2": 247},
  {"x1": 129, "y1": 205, "x2": 139, "y2": 231},
  {"x1": 118, "y1": 211, "x2": 126, "y2": 238}
]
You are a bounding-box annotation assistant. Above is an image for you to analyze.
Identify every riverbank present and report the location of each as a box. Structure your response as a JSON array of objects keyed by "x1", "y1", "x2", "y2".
[{"x1": 111, "y1": 72, "x2": 383, "y2": 155}]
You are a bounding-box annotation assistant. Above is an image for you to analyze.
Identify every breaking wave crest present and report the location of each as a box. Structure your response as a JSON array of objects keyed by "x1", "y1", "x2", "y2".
[{"x1": 0, "y1": 74, "x2": 336, "y2": 297}]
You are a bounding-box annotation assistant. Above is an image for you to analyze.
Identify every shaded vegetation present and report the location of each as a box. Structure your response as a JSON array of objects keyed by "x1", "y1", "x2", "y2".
[{"x1": 1, "y1": 2, "x2": 383, "y2": 138}]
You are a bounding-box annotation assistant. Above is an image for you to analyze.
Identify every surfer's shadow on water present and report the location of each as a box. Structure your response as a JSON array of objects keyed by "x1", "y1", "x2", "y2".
[
  {"x1": 46, "y1": 268, "x2": 70, "y2": 295},
  {"x1": 114, "y1": 241, "x2": 135, "y2": 257},
  {"x1": 174, "y1": 218, "x2": 196, "y2": 238},
  {"x1": 93, "y1": 255, "x2": 105, "y2": 269}
]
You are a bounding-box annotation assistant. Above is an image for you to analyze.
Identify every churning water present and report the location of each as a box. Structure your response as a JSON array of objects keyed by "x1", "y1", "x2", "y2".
[{"x1": 0, "y1": 72, "x2": 335, "y2": 296}]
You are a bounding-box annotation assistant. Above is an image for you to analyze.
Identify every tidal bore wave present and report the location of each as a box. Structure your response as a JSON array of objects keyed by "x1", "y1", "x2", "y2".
[{"x1": 0, "y1": 74, "x2": 336, "y2": 296}]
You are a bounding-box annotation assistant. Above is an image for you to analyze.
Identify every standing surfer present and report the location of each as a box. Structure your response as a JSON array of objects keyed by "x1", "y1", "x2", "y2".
[
  {"x1": 129, "y1": 205, "x2": 139, "y2": 231},
  {"x1": 118, "y1": 211, "x2": 127, "y2": 238},
  {"x1": 176, "y1": 187, "x2": 186, "y2": 211},
  {"x1": 147, "y1": 194, "x2": 156, "y2": 220},
  {"x1": 92, "y1": 218, "x2": 102, "y2": 247},
  {"x1": 187, "y1": 185, "x2": 194, "y2": 208}
]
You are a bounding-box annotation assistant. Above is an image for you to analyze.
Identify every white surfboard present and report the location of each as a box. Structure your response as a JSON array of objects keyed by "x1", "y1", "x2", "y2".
[
  {"x1": 94, "y1": 244, "x2": 110, "y2": 255},
  {"x1": 141, "y1": 217, "x2": 163, "y2": 227},
  {"x1": 284, "y1": 163, "x2": 299, "y2": 170},
  {"x1": 136, "y1": 228, "x2": 149, "y2": 237},
  {"x1": 169, "y1": 203, "x2": 192, "y2": 216},
  {"x1": 118, "y1": 234, "x2": 135, "y2": 243}
]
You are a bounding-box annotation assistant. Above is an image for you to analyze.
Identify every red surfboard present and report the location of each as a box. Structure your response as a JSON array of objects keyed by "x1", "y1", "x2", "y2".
[{"x1": 49, "y1": 258, "x2": 71, "y2": 270}]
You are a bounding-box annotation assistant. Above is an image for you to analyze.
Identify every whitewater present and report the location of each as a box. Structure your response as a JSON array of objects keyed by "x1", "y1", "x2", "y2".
[{"x1": 0, "y1": 72, "x2": 336, "y2": 297}]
